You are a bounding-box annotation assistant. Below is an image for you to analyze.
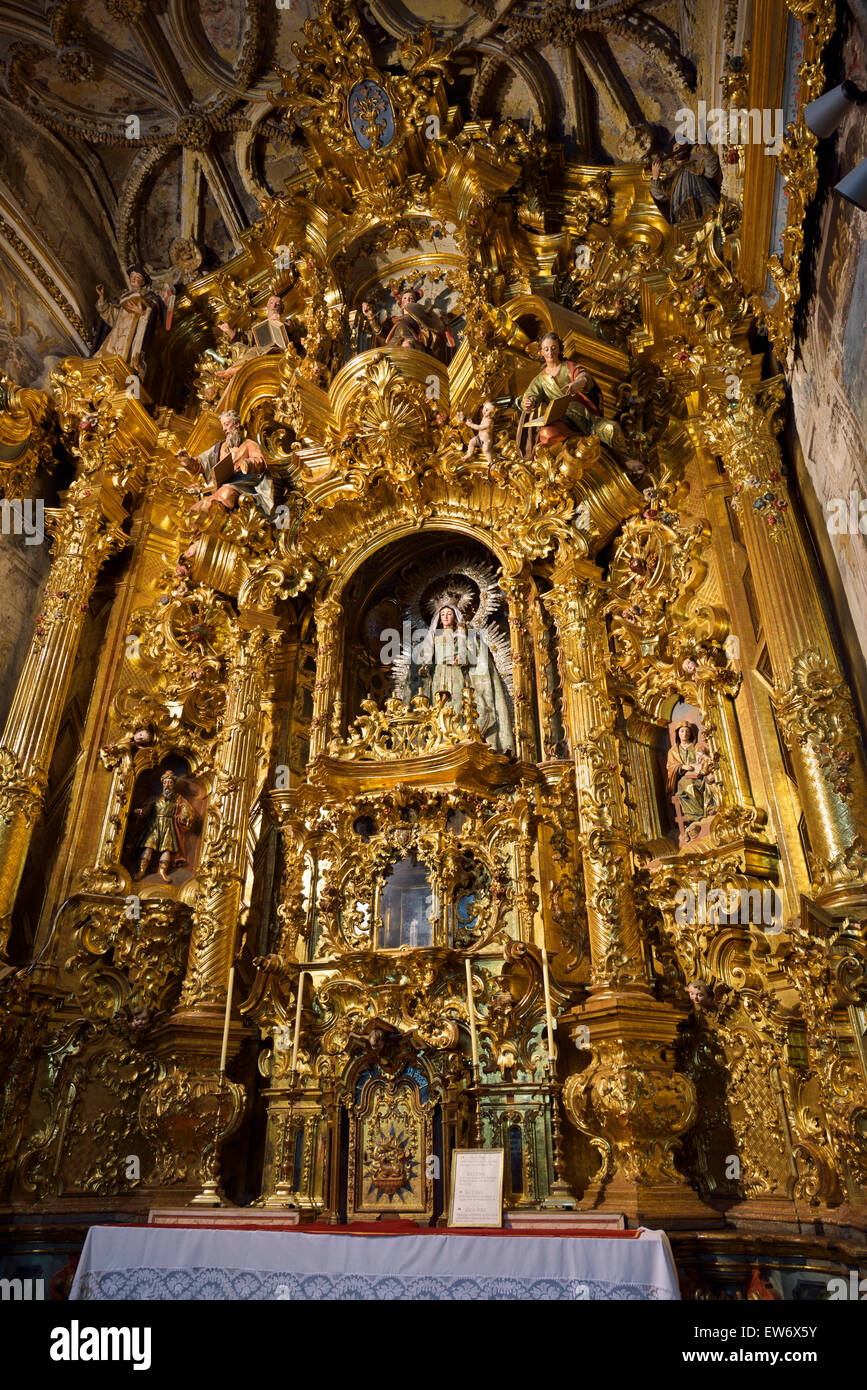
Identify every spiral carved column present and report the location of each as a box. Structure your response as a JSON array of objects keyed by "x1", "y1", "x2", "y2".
[{"x1": 547, "y1": 556, "x2": 712, "y2": 1224}]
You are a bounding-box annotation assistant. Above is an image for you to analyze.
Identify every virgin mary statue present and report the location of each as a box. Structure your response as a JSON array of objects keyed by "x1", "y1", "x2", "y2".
[{"x1": 419, "y1": 604, "x2": 514, "y2": 754}]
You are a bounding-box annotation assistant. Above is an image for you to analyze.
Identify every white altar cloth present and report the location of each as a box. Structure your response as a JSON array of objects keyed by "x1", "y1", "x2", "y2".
[{"x1": 70, "y1": 1225, "x2": 680, "y2": 1301}]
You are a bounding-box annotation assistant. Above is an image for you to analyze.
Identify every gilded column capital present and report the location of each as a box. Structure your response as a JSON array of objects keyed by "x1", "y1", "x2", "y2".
[
  {"x1": 774, "y1": 650, "x2": 867, "y2": 900},
  {"x1": 696, "y1": 377, "x2": 790, "y2": 529},
  {"x1": 774, "y1": 650, "x2": 863, "y2": 799},
  {"x1": 313, "y1": 593, "x2": 344, "y2": 625},
  {"x1": 33, "y1": 497, "x2": 127, "y2": 651},
  {"x1": 0, "y1": 749, "x2": 48, "y2": 828}
]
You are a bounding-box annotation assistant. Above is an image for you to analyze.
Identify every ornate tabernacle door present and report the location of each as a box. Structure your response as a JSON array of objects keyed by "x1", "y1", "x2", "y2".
[{"x1": 348, "y1": 1071, "x2": 434, "y2": 1222}]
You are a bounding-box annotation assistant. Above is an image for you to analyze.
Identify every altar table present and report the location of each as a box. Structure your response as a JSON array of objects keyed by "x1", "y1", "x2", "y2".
[{"x1": 70, "y1": 1224, "x2": 680, "y2": 1301}]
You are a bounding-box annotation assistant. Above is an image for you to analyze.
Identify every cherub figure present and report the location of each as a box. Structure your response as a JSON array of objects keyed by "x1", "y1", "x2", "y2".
[
  {"x1": 347, "y1": 1019, "x2": 401, "y2": 1059},
  {"x1": 687, "y1": 980, "x2": 713, "y2": 1011},
  {"x1": 459, "y1": 400, "x2": 497, "y2": 463},
  {"x1": 489, "y1": 986, "x2": 515, "y2": 1021},
  {"x1": 686, "y1": 979, "x2": 727, "y2": 1013},
  {"x1": 118, "y1": 1005, "x2": 153, "y2": 1043},
  {"x1": 101, "y1": 723, "x2": 156, "y2": 762}
]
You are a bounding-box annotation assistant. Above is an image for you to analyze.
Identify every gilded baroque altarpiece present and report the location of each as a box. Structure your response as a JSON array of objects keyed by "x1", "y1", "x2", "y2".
[{"x1": 0, "y1": 0, "x2": 865, "y2": 1285}]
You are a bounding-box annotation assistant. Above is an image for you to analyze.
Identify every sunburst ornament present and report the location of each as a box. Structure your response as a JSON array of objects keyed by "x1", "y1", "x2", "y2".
[
  {"x1": 364, "y1": 1123, "x2": 418, "y2": 1202},
  {"x1": 395, "y1": 549, "x2": 504, "y2": 630}
]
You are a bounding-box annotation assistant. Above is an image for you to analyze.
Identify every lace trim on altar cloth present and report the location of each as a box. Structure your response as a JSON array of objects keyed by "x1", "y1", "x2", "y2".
[{"x1": 75, "y1": 1267, "x2": 672, "y2": 1301}]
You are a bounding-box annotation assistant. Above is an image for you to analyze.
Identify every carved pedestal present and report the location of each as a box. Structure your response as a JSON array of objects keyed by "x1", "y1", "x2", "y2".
[
  {"x1": 564, "y1": 991, "x2": 721, "y2": 1226},
  {"x1": 138, "y1": 1017, "x2": 246, "y2": 1206}
]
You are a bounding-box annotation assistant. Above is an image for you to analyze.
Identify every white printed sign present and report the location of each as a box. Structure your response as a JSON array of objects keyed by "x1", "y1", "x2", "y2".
[{"x1": 448, "y1": 1149, "x2": 504, "y2": 1228}]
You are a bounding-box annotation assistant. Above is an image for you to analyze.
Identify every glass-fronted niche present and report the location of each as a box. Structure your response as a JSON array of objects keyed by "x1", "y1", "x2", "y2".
[
  {"x1": 304, "y1": 842, "x2": 495, "y2": 957},
  {"x1": 378, "y1": 855, "x2": 433, "y2": 948}
]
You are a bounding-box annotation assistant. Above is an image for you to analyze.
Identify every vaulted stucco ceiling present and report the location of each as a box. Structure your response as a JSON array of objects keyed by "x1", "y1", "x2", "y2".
[{"x1": 0, "y1": 0, "x2": 708, "y2": 316}]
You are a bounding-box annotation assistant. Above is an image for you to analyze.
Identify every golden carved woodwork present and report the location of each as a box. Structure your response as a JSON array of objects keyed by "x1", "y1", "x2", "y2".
[
  {"x1": 0, "y1": 372, "x2": 55, "y2": 497},
  {"x1": 0, "y1": 0, "x2": 865, "y2": 1240},
  {"x1": 271, "y1": 0, "x2": 452, "y2": 168},
  {"x1": 330, "y1": 691, "x2": 485, "y2": 761}
]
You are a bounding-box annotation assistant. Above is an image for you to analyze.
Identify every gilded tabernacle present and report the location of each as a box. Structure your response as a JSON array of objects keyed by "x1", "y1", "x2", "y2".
[{"x1": 0, "y1": 0, "x2": 865, "y2": 1311}]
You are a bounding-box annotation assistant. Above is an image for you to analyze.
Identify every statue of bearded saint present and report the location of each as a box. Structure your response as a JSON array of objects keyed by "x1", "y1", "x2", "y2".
[
  {"x1": 418, "y1": 604, "x2": 514, "y2": 754},
  {"x1": 177, "y1": 410, "x2": 274, "y2": 518},
  {"x1": 132, "y1": 770, "x2": 195, "y2": 882}
]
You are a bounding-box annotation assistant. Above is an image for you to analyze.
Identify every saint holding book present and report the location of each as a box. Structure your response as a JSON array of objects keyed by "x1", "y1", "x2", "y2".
[
  {"x1": 177, "y1": 410, "x2": 274, "y2": 518},
  {"x1": 94, "y1": 265, "x2": 162, "y2": 379},
  {"x1": 517, "y1": 332, "x2": 639, "y2": 469}
]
